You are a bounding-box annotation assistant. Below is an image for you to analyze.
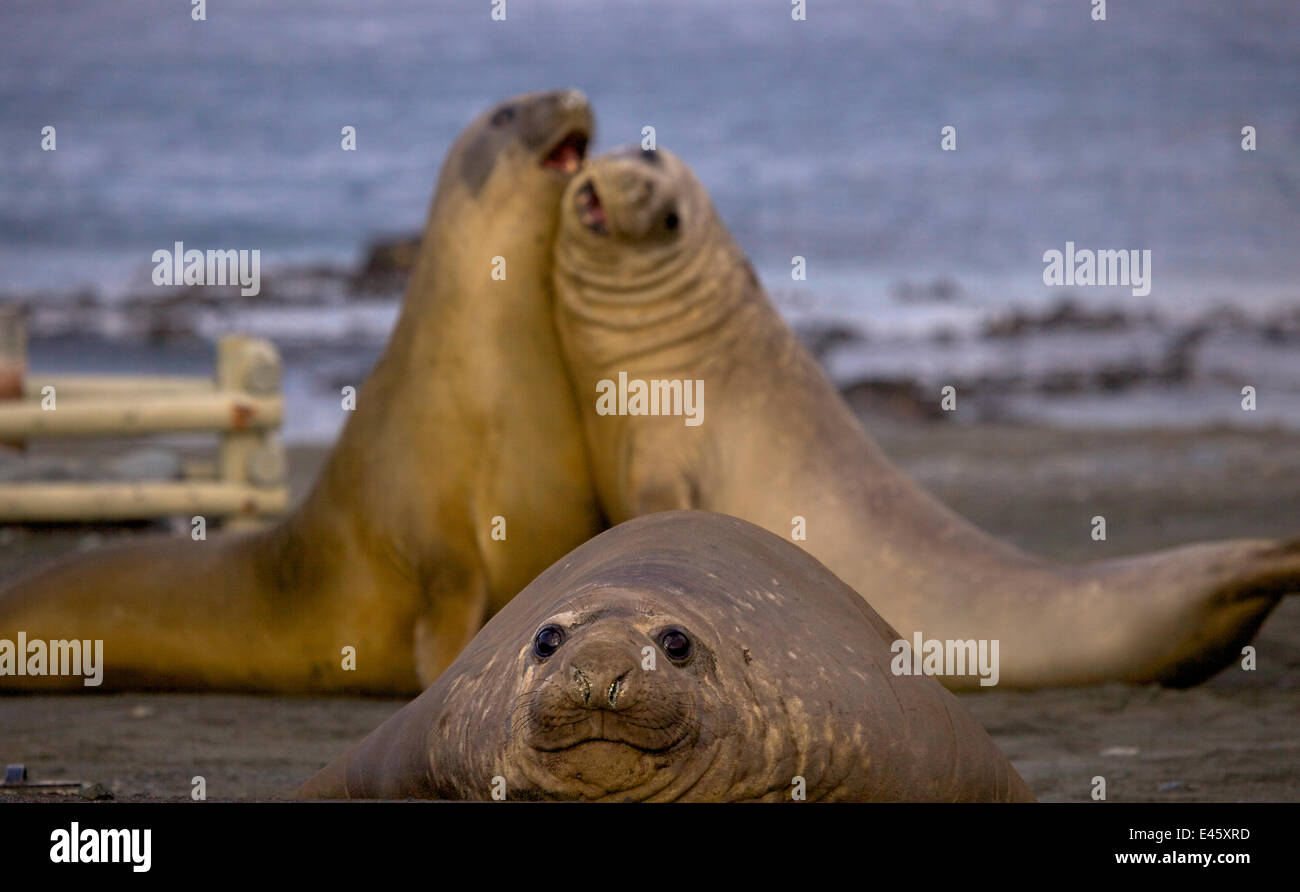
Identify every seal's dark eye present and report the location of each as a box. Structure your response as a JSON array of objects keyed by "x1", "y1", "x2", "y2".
[
  {"x1": 533, "y1": 624, "x2": 564, "y2": 659},
  {"x1": 664, "y1": 211, "x2": 679, "y2": 232},
  {"x1": 491, "y1": 105, "x2": 517, "y2": 127},
  {"x1": 659, "y1": 628, "x2": 692, "y2": 662}
]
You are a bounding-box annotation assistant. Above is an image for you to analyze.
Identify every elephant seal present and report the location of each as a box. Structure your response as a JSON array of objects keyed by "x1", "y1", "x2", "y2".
[
  {"x1": 551, "y1": 146, "x2": 1300, "y2": 690},
  {"x1": 0, "y1": 90, "x2": 604, "y2": 694},
  {"x1": 299, "y1": 511, "x2": 1034, "y2": 802}
]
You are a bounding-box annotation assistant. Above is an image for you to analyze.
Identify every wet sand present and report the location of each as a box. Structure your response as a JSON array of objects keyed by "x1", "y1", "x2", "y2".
[{"x1": 1, "y1": 417, "x2": 1298, "y2": 802}]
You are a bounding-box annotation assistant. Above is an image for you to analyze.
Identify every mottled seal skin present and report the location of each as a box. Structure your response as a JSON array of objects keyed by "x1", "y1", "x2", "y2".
[
  {"x1": 551, "y1": 147, "x2": 1300, "y2": 690},
  {"x1": 0, "y1": 91, "x2": 604, "y2": 694},
  {"x1": 299, "y1": 512, "x2": 1034, "y2": 802}
]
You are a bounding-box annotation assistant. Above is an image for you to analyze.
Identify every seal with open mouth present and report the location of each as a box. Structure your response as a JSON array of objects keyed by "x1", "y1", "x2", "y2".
[
  {"x1": 299, "y1": 511, "x2": 1034, "y2": 801},
  {"x1": 0, "y1": 91, "x2": 603, "y2": 694},
  {"x1": 550, "y1": 146, "x2": 1300, "y2": 690}
]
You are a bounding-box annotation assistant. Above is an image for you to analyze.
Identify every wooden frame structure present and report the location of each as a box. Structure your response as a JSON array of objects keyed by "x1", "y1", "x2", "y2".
[{"x1": 0, "y1": 308, "x2": 288, "y2": 528}]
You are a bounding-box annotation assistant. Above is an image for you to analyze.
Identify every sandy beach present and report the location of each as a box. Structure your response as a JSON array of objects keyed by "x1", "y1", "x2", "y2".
[{"x1": 1, "y1": 413, "x2": 1297, "y2": 802}]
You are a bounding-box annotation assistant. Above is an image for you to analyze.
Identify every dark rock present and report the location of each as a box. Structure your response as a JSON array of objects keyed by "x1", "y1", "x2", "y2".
[
  {"x1": 984, "y1": 297, "x2": 1133, "y2": 338},
  {"x1": 795, "y1": 321, "x2": 865, "y2": 364},
  {"x1": 892, "y1": 277, "x2": 962, "y2": 304},
  {"x1": 353, "y1": 233, "x2": 422, "y2": 293},
  {"x1": 79, "y1": 782, "x2": 114, "y2": 801},
  {"x1": 840, "y1": 378, "x2": 950, "y2": 422}
]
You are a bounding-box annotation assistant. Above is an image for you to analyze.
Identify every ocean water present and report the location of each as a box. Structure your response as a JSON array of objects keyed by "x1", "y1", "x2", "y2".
[
  {"x1": 2, "y1": 0, "x2": 1298, "y2": 440},
  {"x1": 3, "y1": 0, "x2": 1298, "y2": 305}
]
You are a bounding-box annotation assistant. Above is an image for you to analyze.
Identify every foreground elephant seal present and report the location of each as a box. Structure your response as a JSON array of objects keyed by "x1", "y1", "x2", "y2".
[
  {"x1": 552, "y1": 147, "x2": 1300, "y2": 690},
  {"x1": 0, "y1": 91, "x2": 603, "y2": 694},
  {"x1": 300, "y1": 512, "x2": 1033, "y2": 802}
]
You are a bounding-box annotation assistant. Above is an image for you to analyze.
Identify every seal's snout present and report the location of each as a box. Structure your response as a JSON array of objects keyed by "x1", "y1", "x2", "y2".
[
  {"x1": 564, "y1": 638, "x2": 640, "y2": 711},
  {"x1": 536, "y1": 89, "x2": 592, "y2": 176},
  {"x1": 520, "y1": 612, "x2": 698, "y2": 761},
  {"x1": 554, "y1": 88, "x2": 588, "y2": 111}
]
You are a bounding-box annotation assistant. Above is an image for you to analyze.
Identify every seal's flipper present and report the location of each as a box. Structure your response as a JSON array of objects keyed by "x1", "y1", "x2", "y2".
[
  {"x1": 299, "y1": 687, "x2": 449, "y2": 799},
  {"x1": 1137, "y1": 538, "x2": 1300, "y2": 687}
]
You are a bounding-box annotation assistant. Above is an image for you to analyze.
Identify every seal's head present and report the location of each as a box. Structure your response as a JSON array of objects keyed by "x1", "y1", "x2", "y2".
[
  {"x1": 506, "y1": 586, "x2": 734, "y2": 800},
  {"x1": 449, "y1": 88, "x2": 591, "y2": 197},
  {"x1": 421, "y1": 89, "x2": 594, "y2": 276},
  {"x1": 553, "y1": 146, "x2": 752, "y2": 370},
  {"x1": 558, "y1": 145, "x2": 711, "y2": 254}
]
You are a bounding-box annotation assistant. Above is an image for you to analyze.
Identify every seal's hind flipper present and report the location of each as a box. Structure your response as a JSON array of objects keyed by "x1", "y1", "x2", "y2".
[{"x1": 1151, "y1": 538, "x2": 1300, "y2": 688}]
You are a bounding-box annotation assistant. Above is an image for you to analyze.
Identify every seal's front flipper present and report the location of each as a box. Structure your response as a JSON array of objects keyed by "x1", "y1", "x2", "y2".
[
  {"x1": 412, "y1": 565, "x2": 489, "y2": 688},
  {"x1": 298, "y1": 684, "x2": 449, "y2": 800},
  {"x1": 296, "y1": 749, "x2": 352, "y2": 800}
]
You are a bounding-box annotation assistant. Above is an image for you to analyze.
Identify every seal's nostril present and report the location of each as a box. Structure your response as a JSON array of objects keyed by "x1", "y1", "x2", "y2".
[
  {"x1": 571, "y1": 666, "x2": 591, "y2": 704},
  {"x1": 607, "y1": 671, "x2": 629, "y2": 708}
]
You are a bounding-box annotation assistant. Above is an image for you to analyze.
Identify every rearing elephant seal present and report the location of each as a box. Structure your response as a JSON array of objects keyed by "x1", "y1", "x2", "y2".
[
  {"x1": 299, "y1": 511, "x2": 1034, "y2": 802},
  {"x1": 552, "y1": 146, "x2": 1300, "y2": 690},
  {"x1": 0, "y1": 91, "x2": 604, "y2": 694}
]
